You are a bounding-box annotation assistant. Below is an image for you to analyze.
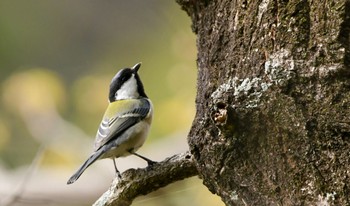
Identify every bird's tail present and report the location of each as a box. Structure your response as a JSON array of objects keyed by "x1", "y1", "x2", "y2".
[{"x1": 67, "y1": 148, "x2": 105, "y2": 184}]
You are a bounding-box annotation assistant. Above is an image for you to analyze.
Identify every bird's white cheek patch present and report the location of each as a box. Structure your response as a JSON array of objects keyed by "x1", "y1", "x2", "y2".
[{"x1": 115, "y1": 75, "x2": 139, "y2": 100}]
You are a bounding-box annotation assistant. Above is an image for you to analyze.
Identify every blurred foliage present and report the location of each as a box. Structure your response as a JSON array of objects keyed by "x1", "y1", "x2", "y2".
[
  {"x1": 133, "y1": 177, "x2": 223, "y2": 206},
  {"x1": 3, "y1": 69, "x2": 66, "y2": 115},
  {"x1": 0, "y1": 1, "x2": 224, "y2": 206},
  {"x1": 0, "y1": 0, "x2": 196, "y2": 167}
]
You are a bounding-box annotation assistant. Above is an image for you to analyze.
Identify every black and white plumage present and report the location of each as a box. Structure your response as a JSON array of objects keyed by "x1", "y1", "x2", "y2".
[{"x1": 67, "y1": 63, "x2": 154, "y2": 184}]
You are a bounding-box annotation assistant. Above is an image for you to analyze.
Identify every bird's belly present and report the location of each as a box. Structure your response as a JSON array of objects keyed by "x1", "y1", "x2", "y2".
[{"x1": 101, "y1": 121, "x2": 150, "y2": 159}]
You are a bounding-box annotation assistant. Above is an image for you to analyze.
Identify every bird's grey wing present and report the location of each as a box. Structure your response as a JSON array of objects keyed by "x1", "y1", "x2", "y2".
[{"x1": 94, "y1": 99, "x2": 150, "y2": 151}]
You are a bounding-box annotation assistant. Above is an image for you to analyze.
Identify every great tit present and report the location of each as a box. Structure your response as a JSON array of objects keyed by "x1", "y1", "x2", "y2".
[{"x1": 67, "y1": 63, "x2": 154, "y2": 184}]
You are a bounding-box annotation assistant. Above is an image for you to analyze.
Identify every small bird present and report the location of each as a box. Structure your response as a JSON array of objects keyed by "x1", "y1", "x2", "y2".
[{"x1": 67, "y1": 63, "x2": 155, "y2": 184}]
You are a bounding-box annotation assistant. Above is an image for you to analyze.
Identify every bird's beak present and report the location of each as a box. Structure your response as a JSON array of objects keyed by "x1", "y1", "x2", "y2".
[{"x1": 132, "y1": 62, "x2": 142, "y2": 73}]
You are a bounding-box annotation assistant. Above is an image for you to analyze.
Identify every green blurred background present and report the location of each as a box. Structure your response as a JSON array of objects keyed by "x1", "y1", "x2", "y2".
[{"x1": 0, "y1": 1, "x2": 224, "y2": 206}]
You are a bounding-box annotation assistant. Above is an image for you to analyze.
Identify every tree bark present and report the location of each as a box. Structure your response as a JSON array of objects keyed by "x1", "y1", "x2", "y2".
[
  {"x1": 94, "y1": 152, "x2": 197, "y2": 206},
  {"x1": 177, "y1": 0, "x2": 350, "y2": 205}
]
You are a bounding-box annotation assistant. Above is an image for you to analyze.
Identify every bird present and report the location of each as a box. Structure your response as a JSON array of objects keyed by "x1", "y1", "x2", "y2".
[{"x1": 67, "y1": 62, "x2": 155, "y2": 184}]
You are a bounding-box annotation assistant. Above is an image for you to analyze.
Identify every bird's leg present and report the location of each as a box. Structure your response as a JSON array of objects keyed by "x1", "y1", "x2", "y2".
[
  {"x1": 129, "y1": 150, "x2": 156, "y2": 166},
  {"x1": 112, "y1": 158, "x2": 122, "y2": 179}
]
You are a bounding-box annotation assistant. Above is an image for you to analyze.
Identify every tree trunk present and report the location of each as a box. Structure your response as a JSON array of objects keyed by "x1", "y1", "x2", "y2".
[{"x1": 177, "y1": 0, "x2": 350, "y2": 205}]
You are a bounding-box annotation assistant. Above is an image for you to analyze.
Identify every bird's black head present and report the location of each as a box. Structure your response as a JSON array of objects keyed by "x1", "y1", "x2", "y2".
[{"x1": 109, "y1": 63, "x2": 147, "y2": 102}]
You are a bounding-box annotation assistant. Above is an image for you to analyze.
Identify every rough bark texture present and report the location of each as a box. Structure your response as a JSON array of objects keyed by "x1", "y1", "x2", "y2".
[{"x1": 177, "y1": 0, "x2": 350, "y2": 205}]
